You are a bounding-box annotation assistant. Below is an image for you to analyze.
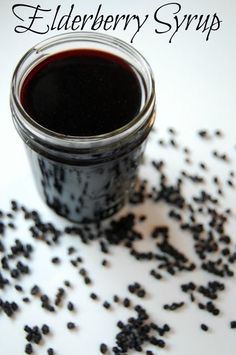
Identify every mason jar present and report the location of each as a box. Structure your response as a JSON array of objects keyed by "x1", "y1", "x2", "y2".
[{"x1": 10, "y1": 32, "x2": 156, "y2": 223}]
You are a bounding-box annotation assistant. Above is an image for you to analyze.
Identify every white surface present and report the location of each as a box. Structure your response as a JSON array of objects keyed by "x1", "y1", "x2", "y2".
[{"x1": 0, "y1": 1, "x2": 236, "y2": 354}]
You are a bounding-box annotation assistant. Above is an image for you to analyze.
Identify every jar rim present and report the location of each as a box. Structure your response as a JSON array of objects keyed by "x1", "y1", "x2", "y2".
[{"x1": 11, "y1": 31, "x2": 155, "y2": 150}]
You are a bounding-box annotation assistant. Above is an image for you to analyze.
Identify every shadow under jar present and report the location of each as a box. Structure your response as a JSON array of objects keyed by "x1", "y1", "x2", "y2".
[{"x1": 10, "y1": 32, "x2": 156, "y2": 223}]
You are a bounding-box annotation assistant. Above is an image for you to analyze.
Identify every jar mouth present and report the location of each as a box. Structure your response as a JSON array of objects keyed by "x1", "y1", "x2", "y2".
[{"x1": 11, "y1": 32, "x2": 155, "y2": 150}]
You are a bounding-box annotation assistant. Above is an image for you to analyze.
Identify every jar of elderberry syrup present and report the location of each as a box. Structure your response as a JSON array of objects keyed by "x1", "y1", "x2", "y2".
[{"x1": 10, "y1": 32, "x2": 155, "y2": 223}]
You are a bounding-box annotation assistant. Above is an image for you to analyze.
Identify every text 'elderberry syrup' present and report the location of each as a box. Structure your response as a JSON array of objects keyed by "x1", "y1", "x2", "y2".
[{"x1": 20, "y1": 49, "x2": 142, "y2": 136}]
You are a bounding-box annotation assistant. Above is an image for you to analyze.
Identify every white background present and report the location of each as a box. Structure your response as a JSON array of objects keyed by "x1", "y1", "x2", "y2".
[{"x1": 0, "y1": 1, "x2": 236, "y2": 354}]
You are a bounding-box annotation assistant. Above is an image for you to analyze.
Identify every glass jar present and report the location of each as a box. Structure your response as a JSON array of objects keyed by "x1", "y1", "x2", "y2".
[{"x1": 10, "y1": 32, "x2": 156, "y2": 223}]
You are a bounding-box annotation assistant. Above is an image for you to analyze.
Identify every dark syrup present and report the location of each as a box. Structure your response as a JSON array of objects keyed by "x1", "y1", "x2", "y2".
[
  {"x1": 21, "y1": 49, "x2": 142, "y2": 136},
  {"x1": 21, "y1": 49, "x2": 146, "y2": 222}
]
